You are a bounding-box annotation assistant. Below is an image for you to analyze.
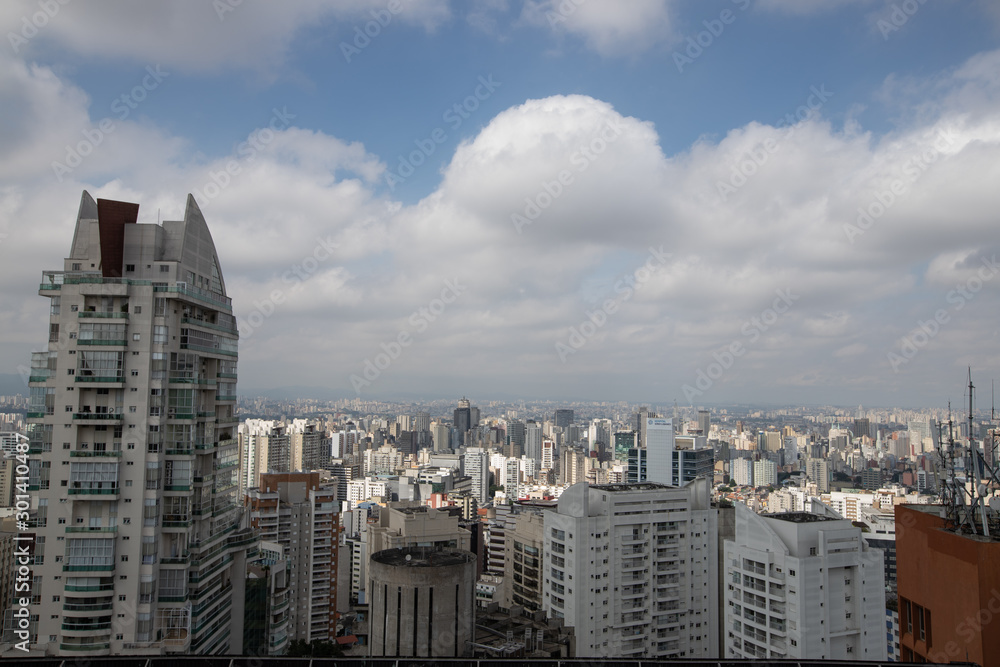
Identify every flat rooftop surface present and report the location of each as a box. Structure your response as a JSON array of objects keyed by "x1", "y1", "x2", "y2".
[{"x1": 371, "y1": 547, "x2": 474, "y2": 567}]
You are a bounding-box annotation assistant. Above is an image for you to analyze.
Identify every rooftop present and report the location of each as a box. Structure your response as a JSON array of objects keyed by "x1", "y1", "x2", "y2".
[
  {"x1": 371, "y1": 547, "x2": 474, "y2": 567},
  {"x1": 591, "y1": 482, "x2": 676, "y2": 493},
  {"x1": 764, "y1": 511, "x2": 842, "y2": 523}
]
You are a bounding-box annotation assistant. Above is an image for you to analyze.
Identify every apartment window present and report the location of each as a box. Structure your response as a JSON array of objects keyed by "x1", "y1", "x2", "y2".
[
  {"x1": 903, "y1": 599, "x2": 912, "y2": 635},
  {"x1": 125, "y1": 264, "x2": 135, "y2": 272},
  {"x1": 809, "y1": 547, "x2": 817, "y2": 555},
  {"x1": 160, "y1": 265, "x2": 169, "y2": 273},
  {"x1": 133, "y1": 333, "x2": 140, "y2": 341},
  {"x1": 133, "y1": 305, "x2": 141, "y2": 314},
  {"x1": 917, "y1": 606, "x2": 925, "y2": 642}
]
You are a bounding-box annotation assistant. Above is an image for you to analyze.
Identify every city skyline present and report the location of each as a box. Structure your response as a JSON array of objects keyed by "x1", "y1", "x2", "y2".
[{"x1": 3, "y1": 2, "x2": 1000, "y2": 406}]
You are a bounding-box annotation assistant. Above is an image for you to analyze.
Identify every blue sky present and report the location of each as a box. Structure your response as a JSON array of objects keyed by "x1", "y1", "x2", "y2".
[{"x1": 2, "y1": 0, "x2": 1000, "y2": 407}]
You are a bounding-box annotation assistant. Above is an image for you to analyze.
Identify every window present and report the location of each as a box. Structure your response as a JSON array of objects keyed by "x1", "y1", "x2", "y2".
[
  {"x1": 160, "y1": 265, "x2": 169, "y2": 272},
  {"x1": 134, "y1": 305, "x2": 141, "y2": 314},
  {"x1": 917, "y1": 606, "x2": 925, "y2": 641},
  {"x1": 133, "y1": 333, "x2": 140, "y2": 341},
  {"x1": 809, "y1": 547, "x2": 817, "y2": 555},
  {"x1": 125, "y1": 264, "x2": 135, "y2": 272}
]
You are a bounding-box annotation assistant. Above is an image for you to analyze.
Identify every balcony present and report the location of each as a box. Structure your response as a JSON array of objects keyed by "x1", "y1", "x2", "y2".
[
  {"x1": 59, "y1": 643, "x2": 110, "y2": 652},
  {"x1": 65, "y1": 525, "x2": 118, "y2": 533},
  {"x1": 77, "y1": 339, "x2": 127, "y2": 346},
  {"x1": 68, "y1": 487, "x2": 119, "y2": 497},
  {"x1": 72, "y1": 412, "x2": 123, "y2": 423},
  {"x1": 75, "y1": 375, "x2": 124, "y2": 384},
  {"x1": 78, "y1": 311, "x2": 128, "y2": 319},
  {"x1": 69, "y1": 450, "x2": 122, "y2": 458}
]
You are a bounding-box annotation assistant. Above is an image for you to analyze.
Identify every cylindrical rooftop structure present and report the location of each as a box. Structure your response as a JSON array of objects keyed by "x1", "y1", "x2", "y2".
[{"x1": 368, "y1": 547, "x2": 476, "y2": 657}]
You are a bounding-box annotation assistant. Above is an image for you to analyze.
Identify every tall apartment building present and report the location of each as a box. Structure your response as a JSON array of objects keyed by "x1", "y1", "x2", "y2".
[
  {"x1": 239, "y1": 420, "x2": 290, "y2": 498},
  {"x1": 753, "y1": 459, "x2": 777, "y2": 488},
  {"x1": 22, "y1": 193, "x2": 253, "y2": 656},
  {"x1": 501, "y1": 508, "x2": 545, "y2": 611},
  {"x1": 807, "y1": 458, "x2": 830, "y2": 493},
  {"x1": 723, "y1": 504, "x2": 886, "y2": 660},
  {"x1": 463, "y1": 447, "x2": 490, "y2": 505},
  {"x1": 289, "y1": 421, "x2": 330, "y2": 472},
  {"x1": 543, "y1": 479, "x2": 718, "y2": 658},
  {"x1": 246, "y1": 472, "x2": 338, "y2": 644}
]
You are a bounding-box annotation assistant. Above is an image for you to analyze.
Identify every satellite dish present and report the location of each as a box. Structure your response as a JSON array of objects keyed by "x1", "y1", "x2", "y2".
[
  {"x1": 405, "y1": 554, "x2": 411, "y2": 561},
  {"x1": 989, "y1": 497, "x2": 1000, "y2": 512}
]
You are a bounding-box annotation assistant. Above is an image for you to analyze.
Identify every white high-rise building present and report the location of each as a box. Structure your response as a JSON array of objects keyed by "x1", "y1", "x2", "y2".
[
  {"x1": 723, "y1": 504, "x2": 886, "y2": 660},
  {"x1": 644, "y1": 417, "x2": 675, "y2": 485},
  {"x1": 24, "y1": 193, "x2": 252, "y2": 656},
  {"x1": 463, "y1": 446, "x2": 490, "y2": 505},
  {"x1": 543, "y1": 479, "x2": 718, "y2": 658},
  {"x1": 732, "y1": 458, "x2": 754, "y2": 486},
  {"x1": 754, "y1": 459, "x2": 777, "y2": 488}
]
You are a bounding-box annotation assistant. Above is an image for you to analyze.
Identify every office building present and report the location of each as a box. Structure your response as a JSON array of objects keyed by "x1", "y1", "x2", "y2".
[
  {"x1": 697, "y1": 410, "x2": 710, "y2": 436},
  {"x1": 723, "y1": 504, "x2": 886, "y2": 660},
  {"x1": 247, "y1": 472, "x2": 338, "y2": 644},
  {"x1": 463, "y1": 446, "x2": 490, "y2": 505},
  {"x1": 543, "y1": 479, "x2": 718, "y2": 658},
  {"x1": 23, "y1": 193, "x2": 252, "y2": 656},
  {"x1": 644, "y1": 417, "x2": 675, "y2": 485},
  {"x1": 554, "y1": 409, "x2": 574, "y2": 428},
  {"x1": 368, "y1": 502, "x2": 471, "y2": 554}
]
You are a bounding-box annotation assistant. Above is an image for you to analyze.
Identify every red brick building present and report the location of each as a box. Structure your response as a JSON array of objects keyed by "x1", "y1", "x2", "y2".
[{"x1": 895, "y1": 504, "x2": 1000, "y2": 665}]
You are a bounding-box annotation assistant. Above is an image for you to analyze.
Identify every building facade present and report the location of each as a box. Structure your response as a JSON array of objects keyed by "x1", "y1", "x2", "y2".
[
  {"x1": 723, "y1": 505, "x2": 886, "y2": 660},
  {"x1": 543, "y1": 479, "x2": 718, "y2": 658},
  {"x1": 246, "y1": 472, "x2": 338, "y2": 644},
  {"x1": 21, "y1": 193, "x2": 252, "y2": 656}
]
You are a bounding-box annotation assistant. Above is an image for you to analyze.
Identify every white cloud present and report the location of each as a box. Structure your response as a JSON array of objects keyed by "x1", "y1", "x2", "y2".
[
  {"x1": 520, "y1": 0, "x2": 673, "y2": 56},
  {"x1": 4, "y1": 42, "x2": 1000, "y2": 403},
  {"x1": 0, "y1": 0, "x2": 451, "y2": 74}
]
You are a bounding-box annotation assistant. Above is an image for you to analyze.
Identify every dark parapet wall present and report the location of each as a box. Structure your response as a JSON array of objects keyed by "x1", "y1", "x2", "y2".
[{"x1": 96, "y1": 198, "x2": 139, "y2": 277}]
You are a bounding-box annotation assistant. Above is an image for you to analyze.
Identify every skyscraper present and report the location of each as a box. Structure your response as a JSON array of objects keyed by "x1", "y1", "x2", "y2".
[
  {"x1": 697, "y1": 409, "x2": 710, "y2": 436},
  {"x1": 24, "y1": 193, "x2": 252, "y2": 655},
  {"x1": 644, "y1": 417, "x2": 675, "y2": 485},
  {"x1": 553, "y1": 409, "x2": 574, "y2": 428}
]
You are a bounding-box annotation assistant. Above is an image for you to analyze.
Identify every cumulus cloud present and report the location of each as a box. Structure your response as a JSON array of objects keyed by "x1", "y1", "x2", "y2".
[{"x1": 4, "y1": 39, "x2": 1000, "y2": 403}]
